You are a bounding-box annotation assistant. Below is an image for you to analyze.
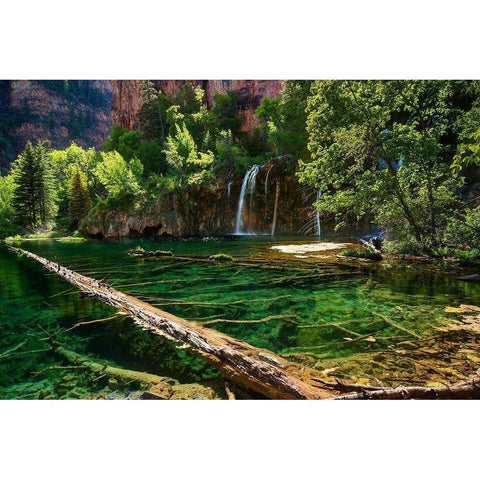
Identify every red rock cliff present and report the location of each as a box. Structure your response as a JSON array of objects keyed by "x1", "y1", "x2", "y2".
[
  {"x1": 111, "y1": 80, "x2": 283, "y2": 134},
  {"x1": 0, "y1": 80, "x2": 112, "y2": 168}
]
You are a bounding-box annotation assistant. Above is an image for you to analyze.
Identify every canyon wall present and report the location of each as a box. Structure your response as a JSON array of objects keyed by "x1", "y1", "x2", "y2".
[
  {"x1": 0, "y1": 80, "x2": 112, "y2": 169},
  {"x1": 111, "y1": 80, "x2": 283, "y2": 134},
  {"x1": 82, "y1": 159, "x2": 317, "y2": 238}
]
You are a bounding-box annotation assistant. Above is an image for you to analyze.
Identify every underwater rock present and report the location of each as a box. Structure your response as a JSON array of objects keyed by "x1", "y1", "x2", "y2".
[{"x1": 142, "y1": 382, "x2": 173, "y2": 400}]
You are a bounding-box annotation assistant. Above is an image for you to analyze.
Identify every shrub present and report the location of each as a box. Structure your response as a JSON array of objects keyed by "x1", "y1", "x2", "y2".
[{"x1": 341, "y1": 248, "x2": 383, "y2": 261}]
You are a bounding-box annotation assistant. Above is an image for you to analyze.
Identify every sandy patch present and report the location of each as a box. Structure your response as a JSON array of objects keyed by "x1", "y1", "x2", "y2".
[{"x1": 271, "y1": 243, "x2": 352, "y2": 255}]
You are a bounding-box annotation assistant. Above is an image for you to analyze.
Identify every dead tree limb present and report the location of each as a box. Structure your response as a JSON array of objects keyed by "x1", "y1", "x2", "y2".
[
  {"x1": 332, "y1": 376, "x2": 480, "y2": 399},
  {"x1": 372, "y1": 312, "x2": 421, "y2": 339}
]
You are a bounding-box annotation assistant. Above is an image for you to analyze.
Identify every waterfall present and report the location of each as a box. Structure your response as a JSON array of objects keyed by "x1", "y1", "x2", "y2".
[
  {"x1": 315, "y1": 189, "x2": 322, "y2": 237},
  {"x1": 226, "y1": 175, "x2": 233, "y2": 202},
  {"x1": 235, "y1": 165, "x2": 260, "y2": 234},
  {"x1": 264, "y1": 164, "x2": 273, "y2": 204}
]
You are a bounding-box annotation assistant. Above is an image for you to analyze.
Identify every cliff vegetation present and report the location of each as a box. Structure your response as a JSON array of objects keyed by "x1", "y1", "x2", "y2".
[{"x1": 0, "y1": 80, "x2": 479, "y2": 261}]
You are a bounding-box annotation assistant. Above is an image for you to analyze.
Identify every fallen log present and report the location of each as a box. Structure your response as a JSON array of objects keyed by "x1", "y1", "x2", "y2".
[
  {"x1": 14, "y1": 247, "x2": 480, "y2": 400},
  {"x1": 54, "y1": 346, "x2": 219, "y2": 399},
  {"x1": 11, "y1": 247, "x2": 331, "y2": 399},
  {"x1": 332, "y1": 376, "x2": 480, "y2": 399},
  {"x1": 54, "y1": 345, "x2": 172, "y2": 387}
]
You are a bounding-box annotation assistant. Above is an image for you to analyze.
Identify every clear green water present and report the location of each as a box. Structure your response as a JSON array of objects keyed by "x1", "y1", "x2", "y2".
[{"x1": 1, "y1": 236, "x2": 479, "y2": 398}]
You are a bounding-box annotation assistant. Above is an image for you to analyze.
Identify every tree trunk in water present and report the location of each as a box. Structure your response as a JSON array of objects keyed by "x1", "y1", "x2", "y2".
[
  {"x1": 54, "y1": 345, "x2": 172, "y2": 386},
  {"x1": 11, "y1": 247, "x2": 330, "y2": 400},
  {"x1": 271, "y1": 177, "x2": 280, "y2": 236},
  {"x1": 332, "y1": 377, "x2": 480, "y2": 399}
]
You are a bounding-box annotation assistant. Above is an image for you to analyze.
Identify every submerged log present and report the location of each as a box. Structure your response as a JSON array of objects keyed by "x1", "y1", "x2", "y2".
[
  {"x1": 54, "y1": 346, "x2": 219, "y2": 399},
  {"x1": 458, "y1": 274, "x2": 480, "y2": 283},
  {"x1": 11, "y1": 247, "x2": 331, "y2": 399},
  {"x1": 54, "y1": 346, "x2": 172, "y2": 387},
  {"x1": 13, "y1": 247, "x2": 480, "y2": 400}
]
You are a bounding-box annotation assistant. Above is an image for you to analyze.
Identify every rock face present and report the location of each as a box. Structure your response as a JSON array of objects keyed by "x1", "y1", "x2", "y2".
[
  {"x1": 111, "y1": 80, "x2": 283, "y2": 134},
  {"x1": 82, "y1": 159, "x2": 317, "y2": 238},
  {"x1": 0, "y1": 80, "x2": 112, "y2": 169}
]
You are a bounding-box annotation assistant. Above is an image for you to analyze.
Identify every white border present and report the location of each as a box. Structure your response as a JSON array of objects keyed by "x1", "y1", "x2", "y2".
[{"x1": 1, "y1": 1, "x2": 479, "y2": 478}]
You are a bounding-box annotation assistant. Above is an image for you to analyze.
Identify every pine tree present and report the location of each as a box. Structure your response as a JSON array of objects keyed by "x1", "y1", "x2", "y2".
[
  {"x1": 68, "y1": 165, "x2": 91, "y2": 224},
  {"x1": 12, "y1": 141, "x2": 37, "y2": 227},
  {"x1": 35, "y1": 141, "x2": 56, "y2": 224},
  {"x1": 12, "y1": 141, "x2": 55, "y2": 229}
]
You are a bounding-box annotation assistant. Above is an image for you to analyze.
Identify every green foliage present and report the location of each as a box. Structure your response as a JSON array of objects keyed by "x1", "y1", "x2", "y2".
[
  {"x1": 173, "y1": 83, "x2": 204, "y2": 115},
  {"x1": 139, "y1": 81, "x2": 171, "y2": 141},
  {"x1": 341, "y1": 248, "x2": 382, "y2": 261},
  {"x1": 430, "y1": 246, "x2": 480, "y2": 266},
  {"x1": 213, "y1": 130, "x2": 248, "y2": 176},
  {"x1": 452, "y1": 128, "x2": 480, "y2": 172},
  {"x1": 103, "y1": 125, "x2": 167, "y2": 176},
  {"x1": 68, "y1": 165, "x2": 91, "y2": 224},
  {"x1": 257, "y1": 80, "x2": 313, "y2": 163},
  {"x1": 212, "y1": 91, "x2": 242, "y2": 135},
  {"x1": 444, "y1": 205, "x2": 480, "y2": 248},
  {"x1": 298, "y1": 80, "x2": 471, "y2": 250},
  {"x1": 94, "y1": 151, "x2": 143, "y2": 200},
  {"x1": 137, "y1": 139, "x2": 167, "y2": 175},
  {"x1": 56, "y1": 236, "x2": 87, "y2": 243},
  {"x1": 164, "y1": 123, "x2": 214, "y2": 186},
  {"x1": 11, "y1": 141, "x2": 56, "y2": 229},
  {"x1": 102, "y1": 126, "x2": 141, "y2": 161},
  {"x1": 4, "y1": 80, "x2": 479, "y2": 254},
  {"x1": 0, "y1": 174, "x2": 17, "y2": 238},
  {"x1": 50, "y1": 143, "x2": 99, "y2": 217}
]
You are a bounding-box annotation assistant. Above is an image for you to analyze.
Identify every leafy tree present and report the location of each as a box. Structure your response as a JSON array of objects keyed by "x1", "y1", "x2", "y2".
[
  {"x1": 257, "y1": 80, "x2": 313, "y2": 163},
  {"x1": 137, "y1": 139, "x2": 168, "y2": 175},
  {"x1": 214, "y1": 130, "x2": 247, "y2": 176},
  {"x1": 102, "y1": 126, "x2": 141, "y2": 160},
  {"x1": 0, "y1": 174, "x2": 17, "y2": 237},
  {"x1": 212, "y1": 91, "x2": 242, "y2": 136},
  {"x1": 298, "y1": 80, "x2": 469, "y2": 249},
  {"x1": 102, "y1": 125, "x2": 128, "y2": 152},
  {"x1": 12, "y1": 141, "x2": 56, "y2": 228},
  {"x1": 452, "y1": 127, "x2": 480, "y2": 172},
  {"x1": 68, "y1": 165, "x2": 91, "y2": 225},
  {"x1": 50, "y1": 143, "x2": 100, "y2": 217},
  {"x1": 173, "y1": 83, "x2": 204, "y2": 115},
  {"x1": 94, "y1": 151, "x2": 143, "y2": 200},
  {"x1": 164, "y1": 123, "x2": 214, "y2": 185},
  {"x1": 117, "y1": 130, "x2": 141, "y2": 161},
  {"x1": 445, "y1": 205, "x2": 480, "y2": 248}
]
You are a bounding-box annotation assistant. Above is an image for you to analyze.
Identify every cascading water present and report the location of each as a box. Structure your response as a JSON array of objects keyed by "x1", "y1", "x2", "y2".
[
  {"x1": 264, "y1": 164, "x2": 273, "y2": 204},
  {"x1": 226, "y1": 174, "x2": 234, "y2": 202},
  {"x1": 234, "y1": 165, "x2": 260, "y2": 234},
  {"x1": 315, "y1": 189, "x2": 322, "y2": 237}
]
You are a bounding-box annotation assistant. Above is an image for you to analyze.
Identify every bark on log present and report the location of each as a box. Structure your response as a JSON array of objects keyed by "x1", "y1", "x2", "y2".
[
  {"x1": 332, "y1": 377, "x2": 480, "y2": 399},
  {"x1": 11, "y1": 247, "x2": 330, "y2": 399}
]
